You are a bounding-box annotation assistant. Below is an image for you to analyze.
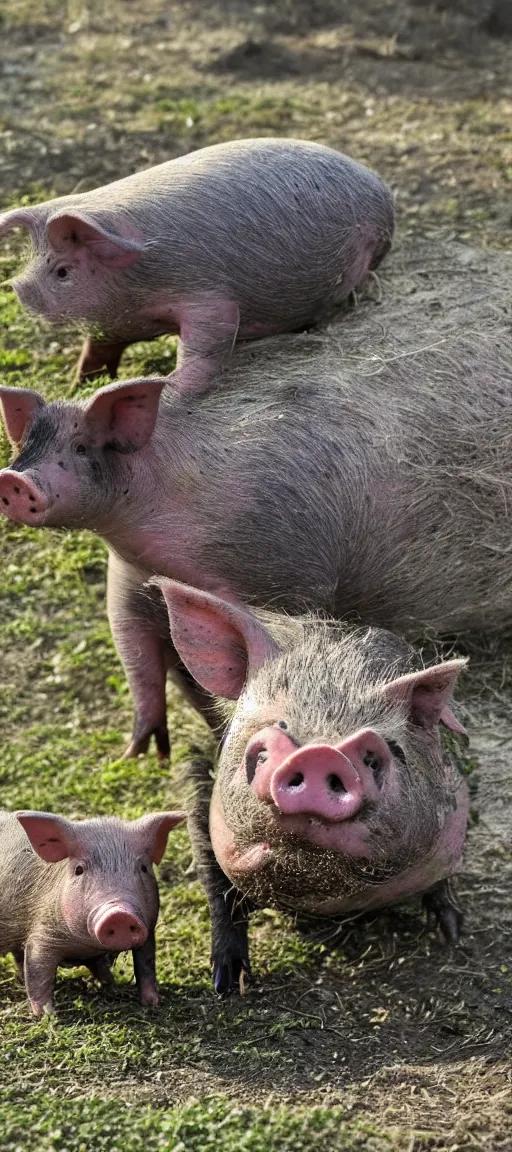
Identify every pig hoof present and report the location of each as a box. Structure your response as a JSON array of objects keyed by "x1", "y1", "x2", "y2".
[
  {"x1": 212, "y1": 951, "x2": 251, "y2": 997},
  {"x1": 86, "y1": 955, "x2": 116, "y2": 987},
  {"x1": 30, "y1": 999, "x2": 54, "y2": 1018},
  {"x1": 139, "y1": 981, "x2": 159, "y2": 1008},
  {"x1": 423, "y1": 881, "x2": 463, "y2": 945},
  {"x1": 123, "y1": 737, "x2": 150, "y2": 758},
  {"x1": 123, "y1": 725, "x2": 170, "y2": 760}
]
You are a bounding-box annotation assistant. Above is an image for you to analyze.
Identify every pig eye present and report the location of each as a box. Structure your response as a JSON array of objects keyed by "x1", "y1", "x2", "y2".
[
  {"x1": 386, "y1": 740, "x2": 406, "y2": 765},
  {"x1": 57, "y1": 266, "x2": 69, "y2": 279},
  {"x1": 277, "y1": 720, "x2": 288, "y2": 730},
  {"x1": 74, "y1": 443, "x2": 87, "y2": 455},
  {"x1": 245, "y1": 744, "x2": 267, "y2": 785},
  {"x1": 74, "y1": 865, "x2": 84, "y2": 876},
  {"x1": 140, "y1": 864, "x2": 148, "y2": 873}
]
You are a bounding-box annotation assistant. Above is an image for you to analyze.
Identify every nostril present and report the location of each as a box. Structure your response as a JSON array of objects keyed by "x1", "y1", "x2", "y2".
[
  {"x1": 326, "y1": 773, "x2": 346, "y2": 794},
  {"x1": 13, "y1": 486, "x2": 20, "y2": 494},
  {"x1": 363, "y1": 750, "x2": 385, "y2": 789},
  {"x1": 2, "y1": 497, "x2": 9, "y2": 505},
  {"x1": 130, "y1": 924, "x2": 137, "y2": 933},
  {"x1": 108, "y1": 929, "x2": 115, "y2": 937},
  {"x1": 287, "y1": 771, "x2": 304, "y2": 789}
]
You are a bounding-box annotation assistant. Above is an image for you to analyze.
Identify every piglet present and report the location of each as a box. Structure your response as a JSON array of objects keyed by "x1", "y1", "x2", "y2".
[
  {"x1": 0, "y1": 137, "x2": 394, "y2": 386},
  {"x1": 0, "y1": 808, "x2": 185, "y2": 1015}
]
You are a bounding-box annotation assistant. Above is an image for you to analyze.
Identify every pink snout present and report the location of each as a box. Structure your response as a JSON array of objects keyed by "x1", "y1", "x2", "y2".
[
  {"x1": 270, "y1": 745, "x2": 364, "y2": 821},
  {"x1": 89, "y1": 904, "x2": 148, "y2": 951},
  {"x1": 247, "y1": 726, "x2": 393, "y2": 823},
  {"x1": 0, "y1": 470, "x2": 48, "y2": 525}
]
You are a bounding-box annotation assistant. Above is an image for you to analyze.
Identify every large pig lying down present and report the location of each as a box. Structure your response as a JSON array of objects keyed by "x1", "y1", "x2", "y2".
[
  {"x1": 0, "y1": 137, "x2": 394, "y2": 386},
  {"x1": 158, "y1": 580, "x2": 469, "y2": 994},
  {"x1": 0, "y1": 316, "x2": 511, "y2": 759}
]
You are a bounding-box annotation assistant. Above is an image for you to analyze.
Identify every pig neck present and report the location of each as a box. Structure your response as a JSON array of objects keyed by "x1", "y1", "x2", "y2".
[
  {"x1": 96, "y1": 450, "x2": 171, "y2": 563},
  {"x1": 95, "y1": 432, "x2": 211, "y2": 585}
]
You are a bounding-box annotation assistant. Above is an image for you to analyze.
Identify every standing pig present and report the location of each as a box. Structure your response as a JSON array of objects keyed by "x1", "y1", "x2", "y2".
[
  {"x1": 0, "y1": 321, "x2": 511, "y2": 757},
  {"x1": 0, "y1": 808, "x2": 185, "y2": 1015},
  {"x1": 0, "y1": 137, "x2": 394, "y2": 385},
  {"x1": 158, "y1": 580, "x2": 469, "y2": 993}
]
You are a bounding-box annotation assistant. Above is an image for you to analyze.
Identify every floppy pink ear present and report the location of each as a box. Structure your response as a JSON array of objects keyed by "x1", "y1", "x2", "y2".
[
  {"x1": 47, "y1": 212, "x2": 144, "y2": 268},
  {"x1": 382, "y1": 658, "x2": 468, "y2": 732},
  {"x1": 16, "y1": 811, "x2": 77, "y2": 863},
  {"x1": 0, "y1": 387, "x2": 45, "y2": 446},
  {"x1": 84, "y1": 377, "x2": 166, "y2": 451},
  {"x1": 157, "y1": 580, "x2": 280, "y2": 699},
  {"x1": 131, "y1": 812, "x2": 188, "y2": 865},
  {"x1": 0, "y1": 207, "x2": 40, "y2": 239}
]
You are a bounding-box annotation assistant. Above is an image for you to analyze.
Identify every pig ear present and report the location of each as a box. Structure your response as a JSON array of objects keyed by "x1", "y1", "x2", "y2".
[
  {"x1": 157, "y1": 579, "x2": 280, "y2": 699},
  {"x1": 47, "y1": 212, "x2": 144, "y2": 268},
  {"x1": 0, "y1": 387, "x2": 46, "y2": 447},
  {"x1": 15, "y1": 811, "x2": 76, "y2": 863},
  {"x1": 382, "y1": 658, "x2": 468, "y2": 733},
  {"x1": 84, "y1": 377, "x2": 166, "y2": 452},
  {"x1": 0, "y1": 207, "x2": 40, "y2": 239},
  {"x1": 131, "y1": 812, "x2": 188, "y2": 865}
]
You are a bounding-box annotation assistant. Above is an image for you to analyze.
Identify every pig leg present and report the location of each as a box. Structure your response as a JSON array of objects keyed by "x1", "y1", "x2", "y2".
[
  {"x1": 187, "y1": 757, "x2": 251, "y2": 995},
  {"x1": 76, "y1": 337, "x2": 128, "y2": 383},
  {"x1": 422, "y1": 879, "x2": 463, "y2": 945},
  {"x1": 171, "y1": 297, "x2": 240, "y2": 395},
  {"x1": 24, "y1": 938, "x2": 58, "y2": 1016},
  {"x1": 107, "y1": 554, "x2": 170, "y2": 758},
  {"x1": 132, "y1": 931, "x2": 159, "y2": 1006},
  {"x1": 12, "y1": 947, "x2": 24, "y2": 980},
  {"x1": 108, "y1": 555, "x2": 223, "y2": 755},
  {"x1": 86, "y1": 955, "x2": 115, "y2": 987},
  {"x1": 166, "y1": 648, "x2": 225, "y2": 736}
]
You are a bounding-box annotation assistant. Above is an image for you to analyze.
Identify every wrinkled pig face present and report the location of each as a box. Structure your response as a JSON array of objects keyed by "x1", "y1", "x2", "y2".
[
  {"x1": 0, "y1": 378, "x2": 165, "y2": 529},
  {"x1": 159, "y1": 580, "x2": 469, "y2": 916},
  {"x1": 16, "y1": 811, "x2": 185, "y2": 951}
]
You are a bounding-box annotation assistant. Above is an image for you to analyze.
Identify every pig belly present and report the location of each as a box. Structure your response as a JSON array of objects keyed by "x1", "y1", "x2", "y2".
[{"x1": 110, "y1": 527, "x2": 240, "y2": 605}]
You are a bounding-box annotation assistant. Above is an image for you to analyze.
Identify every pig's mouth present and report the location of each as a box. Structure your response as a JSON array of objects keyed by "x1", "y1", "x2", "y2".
[
  {"x1": 211, "y1": 802, "x2": 396, "y2": 914},
  {"x1": 209, "y1": 787, "x2": 387, "y2": 911},
  {"x1": 209, "y1": 771, "x2": 444, "y2": 914}
]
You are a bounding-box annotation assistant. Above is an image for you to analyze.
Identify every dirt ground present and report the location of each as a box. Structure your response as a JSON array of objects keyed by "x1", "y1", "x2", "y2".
[{"x1": 0, "y1": 1, "x2": 511, "y2": 1149}]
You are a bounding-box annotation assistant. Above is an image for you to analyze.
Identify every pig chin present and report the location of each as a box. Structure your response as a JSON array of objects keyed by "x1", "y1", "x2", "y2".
[{"x1": 211, "y1": 788, "x2": 440, "y2": 915}]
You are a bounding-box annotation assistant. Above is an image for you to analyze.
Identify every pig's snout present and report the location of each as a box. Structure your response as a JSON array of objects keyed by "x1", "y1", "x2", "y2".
[
  {"x1": 270, "y1": 745, "x2": 364, "y2": 821},
  {"x1": 89, "y1": 904, "x2": 148, "y2": 951},
  {"x1": 247, "y1": 726, "x2": 392, "y2": 822},
  {"x1": 0, "y1": 470, "x2": 49, "y2": 525}
]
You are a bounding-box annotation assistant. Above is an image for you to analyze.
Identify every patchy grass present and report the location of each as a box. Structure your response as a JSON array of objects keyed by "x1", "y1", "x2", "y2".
[
  {"x1": 0, "y1": 1, "x2": 511, "y2": 1149},
  {"x1": 0, "y1": 1092, "x2": 395, "y2": 1152}
]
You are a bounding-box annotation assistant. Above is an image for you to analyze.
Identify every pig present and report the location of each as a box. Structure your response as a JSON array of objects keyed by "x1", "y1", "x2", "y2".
[
  {"x1": 0, "y1": 137, "x2": 394, "y2": 385},
  {"x1": 0, "y1": 808, "x2": 185, "y2": 1015},
  {"x1": 0, "y1": 315, "x2": 511, "y2": 761},
  {"x1": 158, "y1": 580, "x2": 469, "y2": 994}
]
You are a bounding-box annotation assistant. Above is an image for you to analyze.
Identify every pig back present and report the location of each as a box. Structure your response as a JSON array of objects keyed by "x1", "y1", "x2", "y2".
[
  {"x1": 157, "y1": 239, "x2": 512, "y2": 637},
  {"x1": 51, "y1": 138, "x2": 392, "y2": 323}
]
